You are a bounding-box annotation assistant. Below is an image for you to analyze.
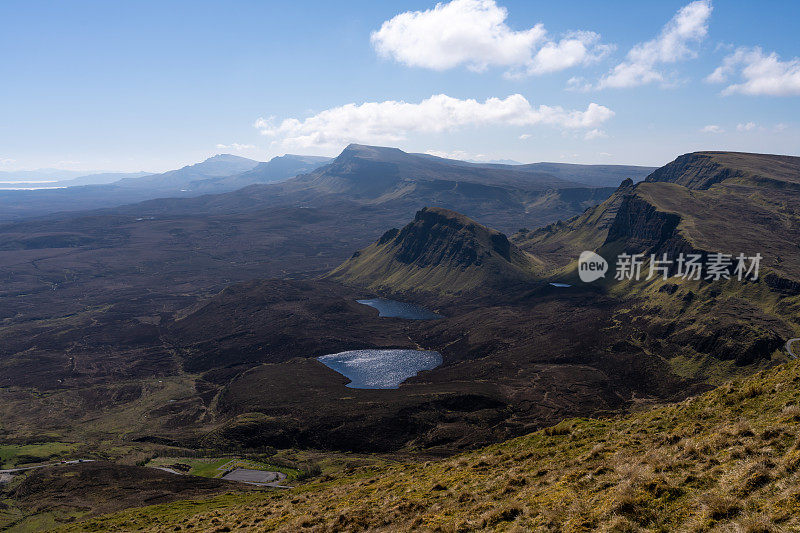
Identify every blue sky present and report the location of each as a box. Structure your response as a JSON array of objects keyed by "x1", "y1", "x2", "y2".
[{"x1": 1, "y1": 0, "x2": 798, "y2": 172}]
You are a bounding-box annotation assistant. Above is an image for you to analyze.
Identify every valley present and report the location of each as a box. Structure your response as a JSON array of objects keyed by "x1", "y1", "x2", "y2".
[
  {"x1": 0, "y1": 147, "x2": 798, "y2": 531},
  {"x1": 6, "y1": 1, "x2": 799, "y2": 529}
]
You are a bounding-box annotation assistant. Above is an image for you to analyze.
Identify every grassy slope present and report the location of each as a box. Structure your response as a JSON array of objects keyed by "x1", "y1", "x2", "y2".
[
  {"x1": 513, "y1": 153, "x2": 800, "y2": 386},
  {"x1": 66, "y1": 358, "x2": 800, "y2": 532}
]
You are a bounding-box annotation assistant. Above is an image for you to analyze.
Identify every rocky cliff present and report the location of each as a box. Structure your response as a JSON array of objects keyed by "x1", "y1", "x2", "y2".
[{"x1": 326, "y1": 207, "x2": 539, "y2": 295}]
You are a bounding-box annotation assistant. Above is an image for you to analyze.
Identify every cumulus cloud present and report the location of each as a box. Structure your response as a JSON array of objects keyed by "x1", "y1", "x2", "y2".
[
  {"x1": 736, "y1": 122, "x2": 757, "y2": 132},
  {"x1": 255, "y1": 94, "x2": 614, "y2": 150},
  {"x1": 700, "y1": 124, "x2": 724, "y2": 133},
  {"x1": 518, "y1": 133, "x2": 532, "y2": 140},
  {"x1": 0, "y1": 158, "x2": 15, "y2": 165},
  {"x1": 424, "y1": 149, "x2": 492, "y2": 161},
  {"x1": 706, "y1": 47, "x2": 800, "y2": 96},
  {"x1": 566, "y1": 76, "x2": 593, "y2": 92},
  {"x1": 371, "y1": 0, "x2": 611, "y2": 77},
  {"x1": 216, "y1": 143, "x2": 256, "y2": 152},
  {"x1": 597, "y1": 0, "x2": 712, "y2": 89},
  {"x1": 524, "y1": 31, "x2": 613, "y2": 76},
  {"x1": 583, "y1": 129, "x2": 608, "y2": 140}
]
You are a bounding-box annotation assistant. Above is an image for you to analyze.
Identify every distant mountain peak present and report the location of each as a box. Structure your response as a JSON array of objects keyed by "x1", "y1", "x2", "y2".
[
  {"x1": 337, "y1": 144, "x2": 408, "y2": 161},
  {"x1": 203, "y1": 153, "x2": 258, "y2": 163}
]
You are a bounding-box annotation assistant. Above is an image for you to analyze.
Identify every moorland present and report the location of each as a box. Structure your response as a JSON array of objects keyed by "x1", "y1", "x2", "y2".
[{"x1": 1, "y1": 146, "x2": 798, "y2": 531}]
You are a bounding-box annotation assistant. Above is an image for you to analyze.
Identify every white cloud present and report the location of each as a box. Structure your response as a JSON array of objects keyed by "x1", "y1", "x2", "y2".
[
  {"x1": 597, "y1": 0, "x2": 712, "y2": 89},
  {"x1": 706, "y1": 47, "x2": 800, "y2": 96},
  {"x1": 583, "y1": 129, "x2": 608, "y2": 140},
  {"x1": 736, "y1": 122, "x2": 757, "y2": 132},
  {"x1": 523, "y1": 31, "x2": 613, "y2": 77},
  {"x1": 0, "y1": 158, "x2": 15, "y2": 165},
  {"x1": 425, "y1": 149, "x2": 489, "y2": 161},
  {"x1": 566, "y1": 76, "x2": 593, "y2": 92},
  {"x1": 700, "y1": 124, "x2": 724, "y2": 133},
  {"x1": 774, "y1": 123, "x2": 789, "y2": 132},
  {"x1": 518, "y1": 133, "x2": 532, "y2": 140},
  {"x1": 216, "y1": 143, "x2": 256, "y2": 152},
  {"x1": 371, "y1": 0, "x2": 611, "y2": 77},
  {"x1": 255, "y1": 94, "x2": 614, "y2": 150}
]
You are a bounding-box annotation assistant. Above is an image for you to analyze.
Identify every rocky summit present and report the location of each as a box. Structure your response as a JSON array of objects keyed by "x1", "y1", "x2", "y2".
[{"x1": 327, "y1": 206, "x2": 540, "y2": 295}]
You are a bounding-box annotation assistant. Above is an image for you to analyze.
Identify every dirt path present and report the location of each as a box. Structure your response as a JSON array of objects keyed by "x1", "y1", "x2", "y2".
[
  {"x1": 0, "y1": 459, "x2": 94, "y2": 475},
  {"x1": 788, "y1": 338, "x2": 800, "y2": 359}
]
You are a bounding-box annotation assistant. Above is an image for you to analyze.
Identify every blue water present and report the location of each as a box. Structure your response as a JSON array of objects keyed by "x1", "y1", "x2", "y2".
[
  {"x1": 317, "y1": 349, "x2": 443, "y2": 389},
  {"x1": 356, "y1": 298, "x2": 442, "y2": 320},
  {"x1": 549, "y1": 283, "x2": 572, "y2": 288}
]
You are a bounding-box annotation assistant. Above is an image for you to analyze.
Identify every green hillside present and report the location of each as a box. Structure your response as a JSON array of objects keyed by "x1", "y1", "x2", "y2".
[
  {"x1": 516, "y1": 151, "x2": 800, "y2": 284},
  {"x1": 65, "y1": 357, "x2": 800, "y2": 532}
]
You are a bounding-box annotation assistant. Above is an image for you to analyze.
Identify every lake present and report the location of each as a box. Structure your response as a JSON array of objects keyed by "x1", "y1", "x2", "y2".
[
  {"x1": 317, "y1": 349, "x2": 443, "y2": 389},
  {"x1": 356, "y1": 298, "x2": 442, "y2": 320}
]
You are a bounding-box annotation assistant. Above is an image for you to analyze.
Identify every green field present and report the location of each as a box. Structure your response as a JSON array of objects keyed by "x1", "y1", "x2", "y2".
[
  {"x1": 145, "y1": 456, "x2": 302, "y2": 480},
  {"x1": 0, "y1": 443, "x2": 78, "y2": 469}
]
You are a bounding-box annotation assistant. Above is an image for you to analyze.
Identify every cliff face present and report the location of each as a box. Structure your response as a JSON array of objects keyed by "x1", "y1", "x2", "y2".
[
  {"x1": 393, "y1": 208, "x2": 514, "y2": 267},
  {"x1": 522, "y1": 151, "x2": 800, "y2": 283},
  {"x1": 515, "y1": 151, "x2": 800, "y2": 369},
  {"x1": 645, "y1": 152, "x2": 736, "y2": 190},
  {"x1": 604, "y1": 195, "x2": 683, "y2": 252},
  {"x1": 326, "y1": 207, "x2": 539, "y2": 295},
  {"x1": 646, "y1": 151, "x2": 800, "y2": 190}
]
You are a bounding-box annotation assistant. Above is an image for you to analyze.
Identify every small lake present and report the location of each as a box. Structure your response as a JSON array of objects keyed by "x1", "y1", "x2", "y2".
[
  {"x1": 317, "y1": 349, "x2": 443, "y2": 389},
  {"x1": 356, "y1": 298, "x2": 442, "y2": 320},
  {"x1": 549, "y1": 283, "x2": 572, "y2": 288}
]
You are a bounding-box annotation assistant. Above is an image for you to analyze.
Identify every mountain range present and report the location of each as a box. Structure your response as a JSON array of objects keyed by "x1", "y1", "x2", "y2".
[
  {"x1": 0, "y1": 153, "x2": 331, "y2": 221},
  {"x1": 2, "y1": 146, "x2": 798, "y2": 531},
  {"x1": 0, "y1": 145, "x2": 654, "y2": 225}
]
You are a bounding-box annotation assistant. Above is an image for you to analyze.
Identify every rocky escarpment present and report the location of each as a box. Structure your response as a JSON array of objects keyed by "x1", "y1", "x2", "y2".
[
  {"x1": 645, "y1": 152, "x2": 740, "y2": 190},
  {"x1": 326, "y1": 207, "x2": 539, "y2": 295},
  {"x1": 604, "y1": 195, "x2": 683, "y2": 253},
  {"x1": 599, "y1": 192, "x2": 791, "y2": 365},
  {"x1": 392, "y1": 207, "x2": 514, "y2": 267},
  {"x1": 646, "y1": 151, "x2": 800, "y2": 190},
  {"x1": 519, "y1": 150, "x2": 800, "y2": 375}
]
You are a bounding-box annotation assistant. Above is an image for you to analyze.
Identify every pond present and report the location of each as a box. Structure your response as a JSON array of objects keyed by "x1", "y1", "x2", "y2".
[
  {"x1": 356, "y1": 298, "x2": 442, "y2": 320},
  {"x1": 549, "y1": 283, "x2": 572, "y2": 288},
  {"x1": 317, "y1": 349, "x2": 443, "y2": 389}
]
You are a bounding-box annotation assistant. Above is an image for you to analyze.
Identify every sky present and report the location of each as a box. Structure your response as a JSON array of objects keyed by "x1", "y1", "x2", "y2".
[{"x1": 1, "y1": 0, "x2": 799, "y2": 172}]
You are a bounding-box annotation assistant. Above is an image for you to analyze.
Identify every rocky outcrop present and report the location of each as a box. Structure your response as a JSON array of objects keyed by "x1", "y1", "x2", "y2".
[
  {"x1": 645, "y1": 153, "x2": 737, "y2": 190},
  {"x1": 604, "y1": 195, "x2": 682, "y2": 251},
  {"x1": 392, "y1": 208, "x2": 516, "y2": 267},
  {"x1": 326, "y1": 207, "x2": 538, "y2": 295},
  {"x1": 764, "y1": 273, "x2": 800, "y2": 295},
  {"x1": 646, "y1": 151, "x2": 800, "y2": 190}
]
